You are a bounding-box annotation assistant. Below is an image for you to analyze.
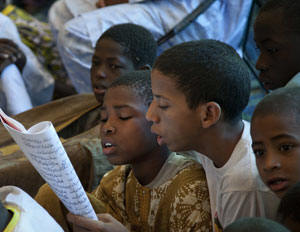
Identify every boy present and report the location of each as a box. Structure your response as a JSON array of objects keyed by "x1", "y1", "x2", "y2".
[
  {"x1": 38, "y1": 71, "x2": 212, "y2": 232},
  {"x1": 254, "y1": 0, "x2": 300, "y2": 91},
  {"x1": 146, "y1": 40, "x2": 279, "y2": 231},
  {"x1": 251, "y1": 87, "x2": 300, "y2": 199},
  {"x1": 59, "y1": 22, "x2": 157, "y2": 137}
]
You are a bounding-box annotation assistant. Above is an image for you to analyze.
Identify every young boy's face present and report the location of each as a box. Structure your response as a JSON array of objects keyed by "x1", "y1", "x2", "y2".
[
  {"x1": 100, "y1": 86, "x2": 158, "y2": 165},
  {"x1": 251, "y1": 113, "x2": 300, "y2": 198},
  {"x1": 91, "y1": 38, "x2": 135, "y2": 104},
  {"x1": 254, "y1": 9, "x2": 300, "y2": 90},
  {"x1": 146, "y1": 69, "x2": 202, "y2": 152}
]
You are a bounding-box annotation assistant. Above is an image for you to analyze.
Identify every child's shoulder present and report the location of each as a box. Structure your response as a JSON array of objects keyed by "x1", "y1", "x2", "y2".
[{"x1": 156, "y1": 153, "x2": 207, "y2": 189}]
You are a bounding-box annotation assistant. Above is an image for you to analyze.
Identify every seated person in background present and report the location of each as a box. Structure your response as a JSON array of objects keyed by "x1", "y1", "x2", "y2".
[
  {"x1": 251, "y1": 87, "x2": 300, "y2": 199},
  {"x1": 146, "y1": 40, "x2": 279, "y2": 231},
  {"x1": 0, "y1": 13, "x2": 54, "y2": 115},
  {"x1": 37, "y1": 70, "x2": 212, "y2": 232},
  {"x1": 0, "y1": 38, "x2": 32, "y2": 115},
  {"x1": 57, "y1": 22, "x2": 157, "y2": 139},
  {"x1": 223, "y1": 217, "x2": 289, "y2": 232},
  {"x1": 277, "y1": 182, "x2": 300, "y2": 232},
  {"x1": 254, "y1": 0, "x2": 300, "y2": 91},
  {"x1": 0, "y1": 185, "x2": 63, "y2": 232},
  {"x1": 50, "y1": 0, "x2": 253, "y2": 93}
]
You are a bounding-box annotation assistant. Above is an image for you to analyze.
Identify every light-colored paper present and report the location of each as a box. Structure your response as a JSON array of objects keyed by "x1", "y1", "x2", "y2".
[{"x1": 0, "y1": 109, "x2": 97, "y2": 220}]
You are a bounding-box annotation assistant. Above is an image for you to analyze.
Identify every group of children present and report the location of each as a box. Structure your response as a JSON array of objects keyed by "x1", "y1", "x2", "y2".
[{"x1": 2, "y1": 0, "x2": 300, "y2": 231}]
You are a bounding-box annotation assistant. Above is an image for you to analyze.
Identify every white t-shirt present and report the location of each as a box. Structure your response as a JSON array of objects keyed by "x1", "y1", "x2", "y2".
[
  {"x1": 0, "y1": 186, "x2": 63, "y2": 232},
  {"x1": 197, "y1": 121, "x2": 280, "y2": 231}
]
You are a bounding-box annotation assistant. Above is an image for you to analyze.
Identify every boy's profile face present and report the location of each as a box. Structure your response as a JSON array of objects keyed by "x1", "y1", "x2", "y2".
[
  {"x1": 91, "y1": 38, "x2": 135, "y2": 105},
  {"x1": 146, "y1": 69, "x2": 202, "y2": 152},
  {"x1": 100, "y1": 86, "x2": 158, "y2": 165},
  {"x1": 251, "y1": 113, "x2": 300, "y2": 198},
  {"x1": 254, "y1": 9, "x2": 300, "y2": 90}
]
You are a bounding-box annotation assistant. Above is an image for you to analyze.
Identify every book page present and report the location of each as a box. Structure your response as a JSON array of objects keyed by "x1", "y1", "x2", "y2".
[{"x1": 0, "y1": 109, "x2": 97, "y2": 220}]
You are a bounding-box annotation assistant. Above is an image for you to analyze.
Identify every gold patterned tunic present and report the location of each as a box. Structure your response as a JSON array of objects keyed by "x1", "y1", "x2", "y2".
[{"x1": 94, "y1": 153, "x2": 212, "y2": 232}]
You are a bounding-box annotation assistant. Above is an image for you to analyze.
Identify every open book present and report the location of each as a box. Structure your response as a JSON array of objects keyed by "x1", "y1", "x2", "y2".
[{"x1": 0, "y1": 109, "x2": 97, "y2": 220}]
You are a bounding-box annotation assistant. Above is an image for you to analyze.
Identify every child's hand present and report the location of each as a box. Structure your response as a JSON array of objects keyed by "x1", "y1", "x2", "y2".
[
  {"x1": 67, "y1": 213, "x2": 128, "y2": 232},
  {"x1": 0, "y1": 39, "x2": 26, "y2": 74},
  {"x1": 96, "y1": 0, "x2": 129, "y2": 8}
]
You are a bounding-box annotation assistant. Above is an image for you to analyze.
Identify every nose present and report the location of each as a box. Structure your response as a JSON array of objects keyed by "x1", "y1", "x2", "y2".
[
  {"x1": 255, "y1": 53, "x2": 268, "y2": 73},
  {"x1": 101, "y1": 121, "x2": 116, "y2": 136},
  {"x1": 262, "y1": 152, "x2": 281, "y2": 172},
  {"x1": 146, "y1": 100, "x2": 159, "y2": 123},
  {"x1": 96, "y1": 64, "x2": 107, "y2": 79}
]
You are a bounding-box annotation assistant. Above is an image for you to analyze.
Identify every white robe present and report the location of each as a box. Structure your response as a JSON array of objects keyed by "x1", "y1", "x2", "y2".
[{"x1": 50, "y1": 0, "x2": 253, "y2": 93}]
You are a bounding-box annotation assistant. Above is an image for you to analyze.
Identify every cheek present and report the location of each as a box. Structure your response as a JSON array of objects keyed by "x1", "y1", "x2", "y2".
[{"x1": 256, "y1": 159, "x2": 266, "y2": 180}]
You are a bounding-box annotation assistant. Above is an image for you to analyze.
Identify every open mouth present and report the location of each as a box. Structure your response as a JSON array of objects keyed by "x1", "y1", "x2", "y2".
[
  {"x1": 267, "y1": 177, "x2": 288, "y2": 193},
  {"x1": 102, "y1": 142, "x2": 116, "y2": 155},
  {"x1": 93, "y1": 87, "x2": 106, "y2": 95}
]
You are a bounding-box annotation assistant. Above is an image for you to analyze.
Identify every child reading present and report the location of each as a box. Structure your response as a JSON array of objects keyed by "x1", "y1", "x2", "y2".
[
  {"x1": 146, "y1": 40, "x2": 279, "y2": 231},
  {"x1": 251, "y1": 87, "x2": 300, "y2": 199},
  {"x1": 38, "y1": 70, "x2": 212, "y2": 232},
  {"x1": 254, "y1": 0, "x2": 300, "y2": 91}
]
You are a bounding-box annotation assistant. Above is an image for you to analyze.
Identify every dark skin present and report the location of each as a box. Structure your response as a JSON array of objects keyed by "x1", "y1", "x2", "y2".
[
  {"x1": 146, "y1": 70, "x2": 244, "y2": 168},
  {"x1": 68, "y1": 86, "x2": 169, "y2": 231},
  {"x1": 254, "y1": 9, "x2": 300, "y2": 90},
  {"x1": 0, "y1": 39, "x2": 26, "y2": 74}
]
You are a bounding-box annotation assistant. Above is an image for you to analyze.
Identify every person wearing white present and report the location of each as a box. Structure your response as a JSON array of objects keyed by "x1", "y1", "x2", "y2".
[
  {"x1": 51, "y1": 0, "x2": 253, "y2": 93},
  {"x1": 1, "y1": 64, "x2": 33, "y2": 115},
  {"x1": 196, "y1": 121, "x2": 280, "y2": 231},
  {"x1": 0, "y1": 13, "x2": 54, "y2": 114},
  {"x1": 0, "y1": 186, "x2": 63, "y2": 232}
]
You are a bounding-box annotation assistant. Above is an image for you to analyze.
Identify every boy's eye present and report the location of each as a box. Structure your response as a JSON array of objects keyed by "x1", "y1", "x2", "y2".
[
  {"x1": 278, "y1": 144, "x2": 294, "y2": 152},
  {"x1": 109, "y1": 64, "x2": 123, "y2": 70},
  {"x1": 158, "y1": 105, "x2": 169, "y2": 110},
  {"x1": 253, "y1": 148, "x2": 265, "y2": 158},
  {"x1": 119, "y1": 116, "x2": 132, "y2": 121},
  {"x1": 100, "y1": 117, "x2": 108, "y2": 123},
  {"x1": 267, "y1": 47, "x2": 278, "y2": 54}
]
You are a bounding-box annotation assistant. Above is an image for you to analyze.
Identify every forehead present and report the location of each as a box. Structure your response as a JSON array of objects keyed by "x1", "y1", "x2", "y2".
[
  {"x1": 103, "y1": 86, "x2": 146, "y2": 111},
  {"x1": 151, "y1": 69, "x2": 185, "y2": 100},
  {"x1": 254, "y1": 9, "x2": 286, "y2": 41},
  {"x1": 94, "y1": 38, "x2": 130, "y2": 59},
  {"x1": 251, "y1": 113, "x2": 300, "y2": 138}
]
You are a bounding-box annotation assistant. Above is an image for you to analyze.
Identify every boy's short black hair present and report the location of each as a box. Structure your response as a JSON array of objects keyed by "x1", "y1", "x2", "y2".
[
  {"x1": 278, "y1": 182, "x2": 300, "y2": 223},
  {"x1": 108, "y1": 70, "x2": 152, "y2": 106},
  {"x1": 252, "y1": 87, "x2": 300, "y2": 123},
  {"x1": 99, "y1": 23, "x2": 157, "y2": 69},
  {"x1": 259, "y1": 0, "x2": 300, "y2": 34},
  {"x1": 153, "y1": 40, "x2": 251, "y2": 123},
  {"x1": 224, "y1": 217, "x2": 289, "y2": 232}
]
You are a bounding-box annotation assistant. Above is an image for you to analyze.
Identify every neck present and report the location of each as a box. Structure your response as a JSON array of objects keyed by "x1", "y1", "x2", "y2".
[
  {"x1": 131, "y1": 146, "x2": 169, "y2": 185},
  {"x1": 0, "y1": 204, "x2": 12, "y2": 231},
  {"x1": 195, "y1": 120, "x2": 244, "y2": 168}
]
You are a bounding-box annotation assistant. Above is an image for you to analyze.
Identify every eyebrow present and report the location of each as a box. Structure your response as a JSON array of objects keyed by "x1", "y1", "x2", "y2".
[
  {"x1": 154, "y1": 94, "x2": 170, "y2": 101},
  {"x1": 114, "y1": 105, "x2": 132, "y2": 110},
  {"x1": 271, "y1": 134, "x2": 297, "y2": 141}
]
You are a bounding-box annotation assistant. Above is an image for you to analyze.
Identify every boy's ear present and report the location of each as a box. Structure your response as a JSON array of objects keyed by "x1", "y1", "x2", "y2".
[
  {"x1": 197, "y1": 102, "x2": 221, "y2": 128},
  {"x1": 139, "y1": 64, "x2": 152, "y2": 70}
]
